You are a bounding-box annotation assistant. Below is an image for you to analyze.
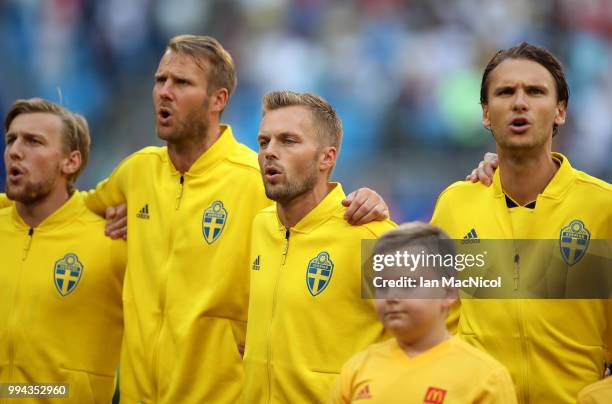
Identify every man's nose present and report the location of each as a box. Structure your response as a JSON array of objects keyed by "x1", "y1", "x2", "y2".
[
  {"x1": 157, "y1": 81, "x2": 173, "y2": 100},
  {"x1": 512, "y1": 90, "x2": 528, "y2": 112},
  {"x1": 264, "y1": 141, "x2": 279, "y2": 160},
  {"x1": 6, "y1": 139, "x2": 24, "y2": 160}
]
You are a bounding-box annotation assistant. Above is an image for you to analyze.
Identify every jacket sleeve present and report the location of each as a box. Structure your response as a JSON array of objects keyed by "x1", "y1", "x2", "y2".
[{"x1": 83, "y1": 155, "x2": 133, "y2": 216}]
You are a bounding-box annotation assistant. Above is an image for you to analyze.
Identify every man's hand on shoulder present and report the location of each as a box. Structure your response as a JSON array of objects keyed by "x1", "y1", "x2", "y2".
[
  {"x1": 342, "y1": 188, "x2": 389, "y2": 225},
  {"x1": 105, "y1": 204, "x2": 127, "y2": 240},
  {"x1": 466, "y1": 152, "x2": 498, "y2": 186}
]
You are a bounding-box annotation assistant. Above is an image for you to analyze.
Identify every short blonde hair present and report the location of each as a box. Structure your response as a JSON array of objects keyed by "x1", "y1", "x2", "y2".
[
  {"x1": 167, "y1": 35, "x2": 237, "y2": 98},
  {"x1": 4, "y1": 98, "x2": 90, "y2": 194},
  {"x1": 262, "y1": 91, "x2": 343, "y2": 151}
]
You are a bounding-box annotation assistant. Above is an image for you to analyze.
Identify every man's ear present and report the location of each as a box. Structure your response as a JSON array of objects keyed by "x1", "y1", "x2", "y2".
[
  {"x1": 554, "y1": 100, "x2": 567, "y2": 126},
  {"x1": 61, "y1": 150, "x2": 82, "y2": 177},
  {"x1": 482, "y1": 103, "x2": 491, "y2": 129},
  {"x1": 319, "y1": 146, "x2": 338, "y2": 172},
  {"x1": 210, "y1": 88, "x2": 229, "y2": 114},
  {"x1": 60, "y1": 150, "x2": 83, "y2": 177}
]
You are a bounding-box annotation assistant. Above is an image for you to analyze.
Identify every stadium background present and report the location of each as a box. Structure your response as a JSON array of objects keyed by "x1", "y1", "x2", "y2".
[{"x1": 0, "y1": 0, "x2": 610, "y2": 222}]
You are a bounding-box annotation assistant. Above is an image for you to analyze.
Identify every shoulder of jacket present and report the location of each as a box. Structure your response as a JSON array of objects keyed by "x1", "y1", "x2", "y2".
[
  {"x1": 437, "y1": 180, "x2": 488, "y2": 200},
  {"x1": 0, "y1": 206, "x2": 10, "y2": 218},
  {"x1": 573, "y1": 169, "x2": 612, "y2": 195},
  {"x1": 225, "y1": 143, "x2": 261, "y2": 174},
  {"x1": 253, "y1": 204, "x2": 277, "y2": 223},
  {"x1": 112, "y1": 146, "x2": 167, "y2": 170},
  {"x1": 358, "y1": 219, "x2": 397, "y2": 238},
  {"x1": 73, "y1": 202, "x2": 107, "y2": 227},
  {"x1": 328, "y1": 207, "x2": 395, "y2": 238}
]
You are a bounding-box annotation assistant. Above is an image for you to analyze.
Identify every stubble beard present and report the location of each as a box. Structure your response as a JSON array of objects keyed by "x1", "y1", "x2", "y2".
[
  {"x1": 264, "y1": 157, "x2": 319, "y2": 205},
  {"x1": 6, "y1": 166, "x2": 60, "y2": 205},
  {"x1": 493, "y1": 127, "x2": 550, "y2": 155},
  {"x1": 156, "y1": 100, "x2": 210, "y2": 146}
]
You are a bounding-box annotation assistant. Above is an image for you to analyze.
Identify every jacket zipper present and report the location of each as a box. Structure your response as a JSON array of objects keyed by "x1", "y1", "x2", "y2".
[
  {"x1": 508, "y1": 207, "x2": 529, "y2": 403},
  {"x1": 282, "y1": 229, "x2": 290, "y2": 264},
  {"x1": 22, "y1": 228, "x2": 34, "y2": 260},
  {"x1": 9, "y1": 228, "x2": 34, "y2": 380},
  {"x1": 153, "y1": 175, "x2": 184, "y2": 400},
  {"x1": 176, "y1": 175, "x2": 184, "y2": 210},
  {"x1": 516, "y1": 299, "x2": 530, "y2": 404},
  {"x1": 513, "y1": 253, "x2": 520, "y2": 290},
  {"x1": 512, "y1": 243, "x2": 528, "y2": 403},
  {"x1": 267, "y1": 229, "x2": 290, "y2": 403}
]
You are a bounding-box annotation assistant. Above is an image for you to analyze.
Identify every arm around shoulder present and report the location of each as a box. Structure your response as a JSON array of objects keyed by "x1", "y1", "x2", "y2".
[{"x1": 83, "y1": 155, "x2": 136, "y2": 215}]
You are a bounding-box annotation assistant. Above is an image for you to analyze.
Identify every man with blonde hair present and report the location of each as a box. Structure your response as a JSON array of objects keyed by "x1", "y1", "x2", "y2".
[
  {"x1": 243, "y1": 91, "x2": 396, "y2": 403},
  {"x1": 0, "y1": 98, "x2": 125, "y2": 403}
]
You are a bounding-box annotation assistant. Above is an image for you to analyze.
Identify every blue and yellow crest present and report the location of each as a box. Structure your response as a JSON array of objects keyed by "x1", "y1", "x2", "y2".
[
  {"x1": 202, "y1": 200, "x2": 228, "y2": 244},
  {"x1": 559, "y1": 219, "x2": 590, "y2": 266},
  {"x1": 54, "y1": 253, "x2": 83, "y2": 296},
  {"x1": 306, "y1": 252, "x2": 334, "y2": 296}
]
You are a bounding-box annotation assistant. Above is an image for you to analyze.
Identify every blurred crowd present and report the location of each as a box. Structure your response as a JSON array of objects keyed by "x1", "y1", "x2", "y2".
[{"x1": 1, "y1": 0, "x2": 610, "y2": 221}]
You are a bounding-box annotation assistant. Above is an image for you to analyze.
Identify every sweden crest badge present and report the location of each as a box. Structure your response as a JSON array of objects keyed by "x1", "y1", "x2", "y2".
[
  {"x1": 54, "y1": 253, "x2": 83, "y2": 296},
  {"x1": 559, "y1": 219, "x2": 590, "y2": 266},
  {"x1": 202, "y1": 200, "x2": 228, "y2": 244},
  {"x1": 306, "y1": 252, "x2": 334, "y2": 296}
]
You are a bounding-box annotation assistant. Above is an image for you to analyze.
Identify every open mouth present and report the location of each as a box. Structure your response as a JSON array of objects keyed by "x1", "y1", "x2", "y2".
[
  {"x1": 264, "y1": 166, "x2": 282, "y2": 180},
  {"x1": 8, "y1": 166, "x2": 23, "y2": 181},
  {"x1": 509, "y1": 117, "x2": 530, "y2": 133},
  {"x1": 157, "y1": 107, "x2": 173, "y2": 124}
]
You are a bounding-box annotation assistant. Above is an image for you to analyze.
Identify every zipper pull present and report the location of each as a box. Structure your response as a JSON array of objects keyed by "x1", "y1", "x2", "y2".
[
  {"x1": 513, "y1": 253, "x2": 520, "y2": 290},
  {"x1": 22, "y1": 228, "x2": 34, "y2": 260},
  {"x1": 176, "y1": 175, "x2": 185, "y2": 210},
  {"x1": 282, "y1": 229, "x2": 290, "y2": 265}
]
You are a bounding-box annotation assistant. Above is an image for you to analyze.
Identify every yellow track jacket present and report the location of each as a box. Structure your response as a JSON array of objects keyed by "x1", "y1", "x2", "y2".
[
  {"x1": 0, "y1": 192, "x2": 126, "y2": 403},
  {"x1": 84, "y1": 126, "x2": 271, "y2": 403},
  {"x1": 243, "y1": 183, "x2": 395, "y2": 403},
  {"x1": 430, "y1": 153, "x2": 612, "y2": 403}
]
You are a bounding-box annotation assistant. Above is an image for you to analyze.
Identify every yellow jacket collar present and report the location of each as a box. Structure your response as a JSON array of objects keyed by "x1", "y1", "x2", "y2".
[
  {"x1": 166, "y1": 124, "x2": 238, "y2": 176},
  {"x1": 10, "y1": 191, "x2": 85, "y2": 231},
  {"x1": 275, "y1": 183, "x2": 345, "y2": 234},
  {"x1": 492, "y1": 152, "x2": 575, "y2": 201}
]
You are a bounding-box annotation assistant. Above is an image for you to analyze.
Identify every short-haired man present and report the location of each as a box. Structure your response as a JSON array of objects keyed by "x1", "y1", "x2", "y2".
[
  {"x1": 0, "y1": 98, "x2": 125, "y2": 403},
  {"x1": 431, "y1": 42, "x2": 612, "y2": 403},
  {"x1": 242, "y1": 91, "x2": 396, "y2": 403},
  {"x1": 82, "y1": 35, "x2": 390, "y2": 403}
]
